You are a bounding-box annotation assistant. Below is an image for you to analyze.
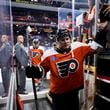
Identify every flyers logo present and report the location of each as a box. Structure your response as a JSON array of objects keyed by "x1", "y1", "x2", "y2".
[
  {"x1": 32, "y1": 52, "x2": 39, "y2": 57},
  {"x1": 57, "y1": 58, "x2": 79, "y2": 78}
]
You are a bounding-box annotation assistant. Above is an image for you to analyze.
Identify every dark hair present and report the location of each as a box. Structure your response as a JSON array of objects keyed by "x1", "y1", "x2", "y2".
[
  {"x1": 33, "y1": 39, "x2": 39, "y2": 45},
  {"x1": 56, "y1": 29, "x2": 71, "y2": 41}
]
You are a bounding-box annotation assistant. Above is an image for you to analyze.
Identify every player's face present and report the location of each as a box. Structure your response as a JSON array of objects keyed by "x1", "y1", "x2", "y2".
[{"x1": 58, "y1": 36, "x2": 71, "y2": 50}]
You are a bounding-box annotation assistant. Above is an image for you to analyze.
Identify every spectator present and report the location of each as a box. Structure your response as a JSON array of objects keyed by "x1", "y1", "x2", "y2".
[
  {"x1": 0, "y1": 35, "x2": 12, "y2": 97},
  {"x1": 95, "y1": 4, "x2": 110, "y2": 48},
  {"x1": 15, "y1": 35, "x2": 28, "y2": 94}
]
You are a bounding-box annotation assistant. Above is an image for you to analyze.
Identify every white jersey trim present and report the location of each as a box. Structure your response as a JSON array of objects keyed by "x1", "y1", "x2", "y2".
[
  {"x1": 88, "y1": 41, "x2": 103, "y2": 50},
  {"x1": 71, "y1": 41, "x2": 103, "y2": 50},
  {"x1": 43, "y1": 48, "x2": 58, "y2": 59}
]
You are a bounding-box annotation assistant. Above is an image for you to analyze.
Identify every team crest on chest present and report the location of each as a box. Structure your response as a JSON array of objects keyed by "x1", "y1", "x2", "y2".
[
  {"x1": 32, "y1": 52, "x2": 39, "y2": 57},
  {"x1": 56, "y1": 58, "x2": 79, "y2": 78}
]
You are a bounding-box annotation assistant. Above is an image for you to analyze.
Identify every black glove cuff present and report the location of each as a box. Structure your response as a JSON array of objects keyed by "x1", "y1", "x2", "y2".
[
  {"x1": 95, "y1": 31, "x2": 106, "y2": 47},
  {"x1": 26, "y1": 65, "x2": 44, "y2": 79}
]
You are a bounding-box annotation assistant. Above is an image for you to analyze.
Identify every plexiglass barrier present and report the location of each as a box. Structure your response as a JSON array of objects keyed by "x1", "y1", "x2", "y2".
[{"x1": 0, "y1": 0, "x2": 16, "y2": 110}]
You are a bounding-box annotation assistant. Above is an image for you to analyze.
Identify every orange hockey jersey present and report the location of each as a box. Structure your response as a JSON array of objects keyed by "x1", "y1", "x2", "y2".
[
  {"x1": 30, "y1": 48, "x2": 43, "y2": 66},
  {"x1": 40, "y1": 42, "x2": 101, "y2": 94}
]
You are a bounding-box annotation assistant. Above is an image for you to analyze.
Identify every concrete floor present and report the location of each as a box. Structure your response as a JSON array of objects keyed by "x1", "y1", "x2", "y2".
[
  {"x1": 0, "y1": 76, "x2": 52, "y2": 110},
  {"x1": 0, "y1": 69, "x2": 95, "y2": 110},
  {"x1": 23, "y1": 98, "x2": 53, "y2": 110}
]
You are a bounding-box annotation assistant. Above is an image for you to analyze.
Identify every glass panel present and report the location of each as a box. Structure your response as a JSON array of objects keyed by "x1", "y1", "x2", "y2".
[
  {"x1": 74, "y1": 0, "x2": 96, "y2": 110},
  {"x1": 0, "y1": 0, "x2": 16, "y2": 110},
  {"x1": 0, "y1": 0, "x2": 104, "y2": 110}
]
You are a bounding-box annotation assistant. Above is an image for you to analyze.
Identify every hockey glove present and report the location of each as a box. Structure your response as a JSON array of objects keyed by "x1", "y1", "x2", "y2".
[{"x1": 26, "y1": 65, "x2": 43, "y2": 79}]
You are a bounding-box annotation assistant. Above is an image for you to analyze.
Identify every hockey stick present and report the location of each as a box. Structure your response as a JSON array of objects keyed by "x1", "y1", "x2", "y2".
[
  {"x1": 84, "y1": 56, "x2": 90, "y2": 110},
  {"x1": 26, "y1": 26, "x2": 39, "y2": 110}
]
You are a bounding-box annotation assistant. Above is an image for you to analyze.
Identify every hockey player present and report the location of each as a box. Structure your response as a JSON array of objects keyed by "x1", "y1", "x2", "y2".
[
  {"x1": 26, "y1": 27, "x2": 105, "y2": 110},
  {"x1": 25, "y1": 4, "x2": 110, "y2": 110},
  {"x1": 29, "y1": 39, "x2": 43, "y2": 66}
]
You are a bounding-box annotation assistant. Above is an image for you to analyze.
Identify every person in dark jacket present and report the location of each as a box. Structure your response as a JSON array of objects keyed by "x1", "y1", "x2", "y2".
[
  {"x1": 15, "y1": 35, "x2": 29, "y2": 94},
  {"x1": 95, "y1": 4, "x2": 110, "y2": 48},
  {"x1": 0, "y1": 35, "x2": 12, "y2": 97}
]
